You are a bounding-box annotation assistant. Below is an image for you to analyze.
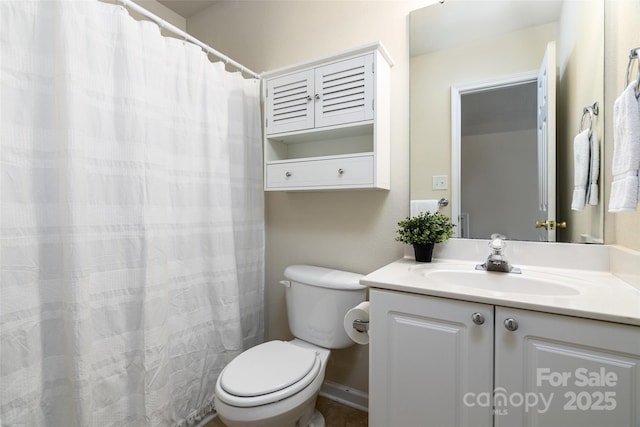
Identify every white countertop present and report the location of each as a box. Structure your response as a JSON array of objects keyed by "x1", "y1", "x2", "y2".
[{"x1": 361, "y1": 257, "x2": 640, "y2": 326}]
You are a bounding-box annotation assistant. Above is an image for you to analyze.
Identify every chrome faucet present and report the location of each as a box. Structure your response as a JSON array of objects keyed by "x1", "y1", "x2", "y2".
[{"x1": 476, "y1": 234, "x2": 521, "y2": 274}]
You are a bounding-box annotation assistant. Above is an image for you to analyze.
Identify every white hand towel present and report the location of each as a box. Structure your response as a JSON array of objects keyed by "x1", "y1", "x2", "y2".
[
  {"x1": 609, "y1": 80, "x2": 640, "y2": 212},
  {"x1": 587, "y1": 130, "x2": 600, "y2": 206},
  {"x1": 571, "y1": 129, "x2": 590, "y2": 211},
  {"x1": 410, "y1": 199, "x2": 440, "y2": 217}
]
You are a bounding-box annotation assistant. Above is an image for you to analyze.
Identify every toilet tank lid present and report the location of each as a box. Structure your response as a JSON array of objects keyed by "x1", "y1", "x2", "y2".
[{"x1": 284, "y1": 265, "x2": 366, "y2": 290}]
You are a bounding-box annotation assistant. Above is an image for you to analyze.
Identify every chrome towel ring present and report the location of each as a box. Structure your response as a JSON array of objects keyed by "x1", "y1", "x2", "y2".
[
  {"x1": 580, "y1": 101, "x2": 599, "y2": 137},
  {"x1": 625, "y1": 47, "x2": 640, "y2": 99}
]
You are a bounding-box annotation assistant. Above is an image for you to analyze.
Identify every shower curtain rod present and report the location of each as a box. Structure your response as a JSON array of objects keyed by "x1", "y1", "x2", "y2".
[{"x1": 117, "y1": 0, "x2": 261, "y2": 79}]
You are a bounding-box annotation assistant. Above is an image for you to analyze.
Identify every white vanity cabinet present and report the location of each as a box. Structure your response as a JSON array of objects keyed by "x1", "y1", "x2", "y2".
[
  {"x1": 369, "y1": 289, "x2": 640, "y2": 427},
  {"x1": 368, "y1": 289, "x2": 495, "y2": 427},
  {"x1": 494, "y1": 307, "x2": 640, "y2": 427},
  {"x1": 262, "y1": 42, "x2": 392, "y2": 191}
]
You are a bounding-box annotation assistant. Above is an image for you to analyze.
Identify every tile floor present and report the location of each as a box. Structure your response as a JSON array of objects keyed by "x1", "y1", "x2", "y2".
[{"x1": 204, "y1": 396, "x2": 368, "y2": 427}]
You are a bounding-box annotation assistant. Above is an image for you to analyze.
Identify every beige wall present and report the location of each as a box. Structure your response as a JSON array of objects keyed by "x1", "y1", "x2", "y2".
[
  {"x1": 136, "y1": 0, "x2": 185, "y2": 30},
  {"x1": 188, "y1": 1, "x2": 426, "y2": 393},
  {"x1": 604, "y1": 0, "x2": 640, "y2": 250},
  {"x1": 410, "y1": 22, "x2": 558, "y2": 220},
  {"x1": 556, "y1": 0, "x2": 604, "y2": 243}
]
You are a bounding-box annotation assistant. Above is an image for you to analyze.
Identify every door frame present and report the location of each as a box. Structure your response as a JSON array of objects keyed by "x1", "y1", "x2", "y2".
[{"x1": 450, "y1": 71, "x2": 538, "y2": 238}]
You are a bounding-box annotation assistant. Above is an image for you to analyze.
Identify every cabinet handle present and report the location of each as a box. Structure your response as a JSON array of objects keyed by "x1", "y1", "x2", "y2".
[
  {"x1": 471, "y1": 312, "x2": 485, "y2": 325},
  {"x1": 285, "y1": 171, "x2": 292, "y2": 178},
  {"x1": 338, "y1": 168, "x2": 344, "y2": 175},
  {"x1": 504, "y1": 318, "x2": 519, "y2": 331}
]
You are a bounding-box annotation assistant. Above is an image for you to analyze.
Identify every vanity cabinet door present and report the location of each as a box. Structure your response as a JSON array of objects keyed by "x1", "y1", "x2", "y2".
[
  {"x1": 369, "y1": 289, "x2": 494, "y2": 427},
  {"x1": 495, "y1": 307, "x2": 640, "y2": 427}
]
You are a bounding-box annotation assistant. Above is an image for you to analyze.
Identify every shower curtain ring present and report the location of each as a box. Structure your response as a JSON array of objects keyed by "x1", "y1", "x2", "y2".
[{"x1": 116, "y1": 0, "x2": 127, "y2": 14}]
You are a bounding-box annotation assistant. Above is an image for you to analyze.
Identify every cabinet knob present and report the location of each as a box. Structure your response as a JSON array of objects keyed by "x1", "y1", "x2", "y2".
[
  {"x1": 306, "y1": 95, "x2": 312, "y2": 102},
  {"x1": 315, "y1": 94, "x2": 321, "y2": 100},
  {"x1": 471, "y1": 312, "x2": 485, "y2": 325},
  {"x1": 285, "y1": 171, "x2": 292, "y2": 178},
  {"x1": 338, "y1": 168, "x2": 344, "y2": 175},
  {"x1": 503, "y1": 318, "x2": 519, "y2": 331}
]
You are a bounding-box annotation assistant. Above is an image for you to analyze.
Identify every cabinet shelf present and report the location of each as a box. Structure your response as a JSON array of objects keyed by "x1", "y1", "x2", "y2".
[{"x1": 266, "y1": 121, "x2": 373, "y2": 144}]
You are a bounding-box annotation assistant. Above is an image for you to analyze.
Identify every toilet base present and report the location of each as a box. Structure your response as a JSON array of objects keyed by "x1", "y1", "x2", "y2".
[
  {"x1": 216, "y1": 393, "x2": 319, "y2": 427},
  {"x1": 308, "y1": 409, "x2": 325, "y2": 427}
]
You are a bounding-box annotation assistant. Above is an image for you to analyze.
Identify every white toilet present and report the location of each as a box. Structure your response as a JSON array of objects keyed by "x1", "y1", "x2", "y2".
[{"x1": 214, "y1": 264, "x2": 367, "y2": 427}]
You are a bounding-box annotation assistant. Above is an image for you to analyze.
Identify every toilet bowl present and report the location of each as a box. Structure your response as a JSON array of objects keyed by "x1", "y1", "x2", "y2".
[
  {"x1": 214, "y1": 339, "x2": 330, "y2": 427},
  {"x1": 213, "y1": 265, "x2": 366, "y2": 427}
]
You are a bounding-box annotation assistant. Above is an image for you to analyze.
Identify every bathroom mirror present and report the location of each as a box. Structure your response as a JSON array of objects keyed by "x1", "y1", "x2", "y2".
[{"x1": 410, "y1": 0, "x2": 604, "y2": 243}]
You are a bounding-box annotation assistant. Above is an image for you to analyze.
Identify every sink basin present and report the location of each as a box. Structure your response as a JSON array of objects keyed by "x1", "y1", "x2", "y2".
[{"x1": 416, "y1": 267, "x2": 581, "y2": 296}]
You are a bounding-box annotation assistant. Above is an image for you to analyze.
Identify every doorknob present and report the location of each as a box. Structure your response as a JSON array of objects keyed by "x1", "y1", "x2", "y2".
[
  {"x1": 535, "y1": 220, "x2": 552, "y2": 230},
  {"x1": 535, "y1": 220, "x2": 567, "y2": 230}
]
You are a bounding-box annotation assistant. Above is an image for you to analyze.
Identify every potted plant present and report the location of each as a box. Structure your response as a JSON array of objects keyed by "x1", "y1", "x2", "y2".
[{"x1": 396, "y1": 211, "x2": 455, "y2": 262}]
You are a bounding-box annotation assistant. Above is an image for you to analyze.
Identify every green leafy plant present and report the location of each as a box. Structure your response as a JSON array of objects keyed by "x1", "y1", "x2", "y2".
[{"x1": 395, "y1": 211, "x2": 455, "y2": 245}]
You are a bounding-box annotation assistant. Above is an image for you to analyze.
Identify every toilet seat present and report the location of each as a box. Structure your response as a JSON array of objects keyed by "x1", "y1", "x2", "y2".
[{"x1": 216, "y1": 341, "x2": 321, "y2": 408}]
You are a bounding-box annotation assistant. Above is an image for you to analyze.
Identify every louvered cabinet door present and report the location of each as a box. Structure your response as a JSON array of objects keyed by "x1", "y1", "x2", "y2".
[
  {"x1": 314, "y1": 54, "x2": 374, "y2": 128},
  {"x1": 265, "y1": 69, "x2": 315, "y2": 135}
]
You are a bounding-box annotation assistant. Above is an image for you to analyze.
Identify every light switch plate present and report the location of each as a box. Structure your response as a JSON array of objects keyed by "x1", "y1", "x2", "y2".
[{"x1": 432, "y1": 175, "x2": 448, "y2": 190}]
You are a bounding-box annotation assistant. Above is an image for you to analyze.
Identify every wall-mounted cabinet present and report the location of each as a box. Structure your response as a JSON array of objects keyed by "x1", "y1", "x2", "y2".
[{"x1": 262, "y1": 42, "x2": 393, "y2": 191}]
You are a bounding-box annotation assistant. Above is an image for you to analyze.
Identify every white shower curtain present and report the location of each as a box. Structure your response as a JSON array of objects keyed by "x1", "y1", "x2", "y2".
[{"x1": 0, "y1": 1, "x2": 264, "y2": 425}]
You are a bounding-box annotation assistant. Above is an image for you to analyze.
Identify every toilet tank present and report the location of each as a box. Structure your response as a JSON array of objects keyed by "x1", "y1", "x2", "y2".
[{"x1": 283, "y1": 265, "x2": 367, "y2": 349}]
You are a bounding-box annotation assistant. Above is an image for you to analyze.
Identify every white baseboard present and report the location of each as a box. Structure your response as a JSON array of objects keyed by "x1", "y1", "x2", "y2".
[{"x1": 319, "y1": 380, "x2": 369, "y2": 413}]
